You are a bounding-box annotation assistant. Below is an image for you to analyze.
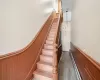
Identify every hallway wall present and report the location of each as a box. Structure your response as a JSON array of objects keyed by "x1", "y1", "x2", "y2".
[
  {"x1": 71, "y1": 0, "x2": 100, "y2": 62},
  {"x1": 0, "y1": 0, "x2": 55, "y2": 54},
  {"x1": 61, "y1": 0, "x2": 72, "y2": 12}
]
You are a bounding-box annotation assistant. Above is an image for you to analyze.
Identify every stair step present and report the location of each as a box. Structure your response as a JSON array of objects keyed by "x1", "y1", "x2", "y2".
[
  {"x1": 49, "y1": 32, "x2": 56, "y2": 34},
  {"x1": 46, "y1": 40, "x2": 54, "y2": 44},
  {"x1": 48, "y1": 35, "x2": 55, "y2": 37},
  {"x1": 51, "y1": 27, "x2": 57, "y2": 29},
  {"x1": 49, "y1": 32, "x2": 56, "y2": 35},
  {"x1": 47, "y1": 37, "x2": 55, "y2": 41},
  {"x1": 33, "y1": 69, "x2": 53, "y2": 80},
  {"x1": 47, "y1": 36, "x2": 55, "y2": 39},
  {"x1": 48, "y1": 33, "x2": 55, "y2": 35},
  {"x1": 50, "y1": 27, "x2": 56, "y2": 29},
  {"x1": 50, "y1": 30, "x2": 57, "y2": 32},
  {"x1": 50, "y1": 28, "x2": 56, "y2": 30},
  {"x1": 37, "y1": 61, "x2": 53, "y2": 72},
  {"x1": 44, "y1": 44, "x2": 56, "y2": 49},
  {"x1": 49, "y1": 31, "x2": 56, "y2": 34},
  {"x1": 42, "y1": 49, "x2": 57, "y2": 56},
  {"x1": 37, "y1": 61, "x2": 53, "y2": 66},
  {"x1": 40, "y1": 55, "x2": 53, "y2": 63},
  {"x1": 49, "y1": 31, "x2": 56, "y2": 33}
]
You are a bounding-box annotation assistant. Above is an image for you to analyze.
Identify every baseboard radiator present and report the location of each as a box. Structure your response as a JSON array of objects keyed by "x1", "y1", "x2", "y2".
[{"x1": 0, "y1": 12, "x2": 62, "y2": 80}]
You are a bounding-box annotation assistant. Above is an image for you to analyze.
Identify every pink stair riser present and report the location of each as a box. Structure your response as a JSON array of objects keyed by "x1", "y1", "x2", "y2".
[
  {"x1": 42, "y1": 49, "x2": 57, "y2": 56},
  {"x1": 47, "y1": 37, "x2": 55, "y2": 41},
  {"x1": 46, "y1": 40, "x2": 54, "y2": 44},
  {"x1": 48, "y1": 35, "x2": 55, "y2": 38},
  {"x1": 44, "y1": 44, "x2": 56, "y2": 49},
  {"x1": 40, "y1": 55, "x2": 53, "y2": 63},
  {"x1": 34, "y1": 70, "x2": 53, "y2": 80},
  {"x1": 37, "y1": 62, "x2": 53, "y2": 73}
]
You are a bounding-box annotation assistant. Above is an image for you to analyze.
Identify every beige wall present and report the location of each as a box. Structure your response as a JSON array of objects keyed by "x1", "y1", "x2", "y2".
[
  {"x1": 0, "y1": 0, "x2": 57, "y2": 54},
  {"x1": 62, "y1": 0, "x2": 72, "y2": 12},
  {"x1": 71, "y1": 0, "x2": 100, "y2": 62}
]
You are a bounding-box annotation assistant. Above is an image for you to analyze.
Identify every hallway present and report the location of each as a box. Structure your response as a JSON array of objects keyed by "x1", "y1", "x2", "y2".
[{"x1": 58, "y1": 52, "x2": 78, "y2": 80}]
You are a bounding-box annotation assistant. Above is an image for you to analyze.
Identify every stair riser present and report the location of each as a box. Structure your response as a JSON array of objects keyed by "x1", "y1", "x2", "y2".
[
  {"x1": 49, "y1": 31, "x2": 56, "y2": 33},
  {"x1": 48, "y1": 35, "x2": 55, "y2": 37},
  {"x1": 50, "y1": 30, "x2": 56, "y2": 31},
  {"x1": 48, "y1": 33, "x2": 55, "y2": 35},
  {"x1": 46, "y1": 40, "x2": 54, "y2": 44},
  {"x1": 49, "y1": 32, "x2": 56, "y2": 34},
  {"x1": 34, "y1": 74, "x2": 52, "y2": 80},
  {"x1": 47, "y1": 37, "x2": 55, "y2": 40},
  {"x1": 50, "y1": 28, "x2": 57, "y2": 30},
  {"x1": 47, "y1": 38, "x2": 55, "y2": 41},
  {"x1": 50, "y1": 28, "x2": 56, "y2": 30},
  {"x1": 40, "y1": 56, "x2": 53, "y2": 63},
  {"x1": 51, "y1": 27, "x2": 57, "y2": 29},
  {"x1": 50, "y1": 30, "x2": 57, "y2": 32},
  {"x1": 37, "y1": 63, "x2": 53, "y2": 73},
  {"x1": 49, "y1": 32, "x2": 56, "y2": 35},
  {"x1": 44, "y1": 45, "x2": 56, "y2": 49},
  {"x1": 42, "y1": 52, "x2": 53, "y2": 56},
  {"x1": 49, "y1": 33, "x2": 55, "y2": 35},
  {"x1": 42, "y1": 50, "x2": 55, "y2": 56}
]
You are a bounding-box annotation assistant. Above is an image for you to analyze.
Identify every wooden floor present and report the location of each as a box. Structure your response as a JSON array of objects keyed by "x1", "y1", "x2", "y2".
[{"x1": 58, "y1": 52, "x2": 78, "y2": 80}]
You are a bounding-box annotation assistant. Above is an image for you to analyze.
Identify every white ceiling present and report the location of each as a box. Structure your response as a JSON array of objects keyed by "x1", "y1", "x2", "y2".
[{"x1": 61, "y1": 0, "x2": 72, "y2": 12}]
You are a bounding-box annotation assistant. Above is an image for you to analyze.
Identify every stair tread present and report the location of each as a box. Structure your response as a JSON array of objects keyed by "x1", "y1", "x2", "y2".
[
  {"x1": 34, "y1": 69, "x2": 53, "y2": 78},
  {"x1": 41, "y1": 54, "x2": 53, "y2": 58},
  {"x1": 43, "y1": 49, "x2": 57, "y2": 51},
  {"x1": 37, "y1": 61, "x2": 53, "y2": 66},
  {"x1": 44, "y1": 48, "x2": 57, "y2": 50},
  {"x1": 45, "y1": 43, "x2": 58, "y2": 47},
  {"x1": 44, "y1": 44, "x2": 57, "y2": 47},
  {"x1": 42, "y1": 49, "x2": 57, "y2": 56}
]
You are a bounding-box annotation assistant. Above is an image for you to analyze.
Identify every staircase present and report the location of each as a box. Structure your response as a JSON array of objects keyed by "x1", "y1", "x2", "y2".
[{"x1": 33, "y1": 18, "x2": 59, "y2": 80}]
